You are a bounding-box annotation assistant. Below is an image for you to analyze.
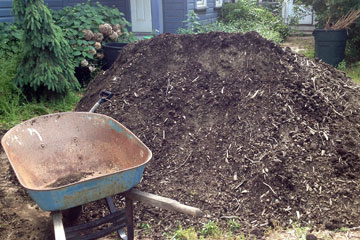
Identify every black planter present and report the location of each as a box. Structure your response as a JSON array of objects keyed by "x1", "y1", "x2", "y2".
[
  {"x1": 313, "y1": 29, "x2": 347, "y2": 66},
  {"x1": 102, "y1": 42, "x2": 128, "y2": 70}
]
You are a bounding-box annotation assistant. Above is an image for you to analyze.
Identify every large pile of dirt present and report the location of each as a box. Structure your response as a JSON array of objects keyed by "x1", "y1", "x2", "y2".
[{"x1": 76, "y1": 32, "x2": 360, "y2": 237}]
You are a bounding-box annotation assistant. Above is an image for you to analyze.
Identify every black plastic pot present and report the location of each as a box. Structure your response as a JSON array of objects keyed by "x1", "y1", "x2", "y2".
[
  {"x1": 313, "y1": 29, "x2": 347, "y2": 66},
  {"x1": 102, "y1": 42, "x2": 128, "y2": 70}
]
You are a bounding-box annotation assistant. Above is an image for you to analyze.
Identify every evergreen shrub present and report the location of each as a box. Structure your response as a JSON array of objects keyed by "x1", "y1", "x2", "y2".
[{"x1": 13, "y1": 0, "x2": 79, "y2": 96}]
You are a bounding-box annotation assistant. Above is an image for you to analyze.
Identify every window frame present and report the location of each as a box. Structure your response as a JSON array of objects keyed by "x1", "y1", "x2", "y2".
[
  {"x1": 196, "y1": 0, "x2": 207, "y2": 10},
  {"x1": 215, "y1": 0, "x2": 223, "y2": 8}
]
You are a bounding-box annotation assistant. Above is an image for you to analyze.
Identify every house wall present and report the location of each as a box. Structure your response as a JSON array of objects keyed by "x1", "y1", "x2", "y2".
[
  {"x1": 151, "y1": 0, "x2": 163, "y2": 33},
  {"x1": 163, "y1": 0, "x2": 223, "y2": 34},
  {"x1": 282, "y1": 0, "x2": 315, "y2": 25},
  {"x1": 163, "y1": 0, "x2": 187, "y2": 34},
  {"x1": 1, "y1": 0, "x2": 225, "y2": 34},
  {"x1": 0, "y1": 0, "x2": 15, "y2": 22},
  {"x1": 187, "y1": 0, "x2": 221, "y2": 26},
  {"x1": 0, "y1": 0, "x2": 129, "y2": 23}
]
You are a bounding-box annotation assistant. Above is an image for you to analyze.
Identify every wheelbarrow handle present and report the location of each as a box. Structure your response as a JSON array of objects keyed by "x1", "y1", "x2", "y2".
[
  {"x1": 99, "y1": 90, "x2": 113, "y2": 103},
  {"x1": 89, "y1": 90, "x2": 113, "y2": 113},
  {"x1": 124, "y1": 189, "x2": 202, "y2": 217}
]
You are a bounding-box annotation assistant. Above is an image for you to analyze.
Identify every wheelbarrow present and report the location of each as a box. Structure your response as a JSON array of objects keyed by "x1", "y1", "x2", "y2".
[{"x1": 1, "y1": 90, "x2": 201, "y2": 240}]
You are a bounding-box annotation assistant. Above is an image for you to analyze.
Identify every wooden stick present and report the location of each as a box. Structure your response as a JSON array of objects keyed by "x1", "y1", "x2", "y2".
[
  {"x1": 332, "y1": 9, "x2": 360, "y2": 30},
  {"x1": 263, "y1": 182, "x2": 277, "y2": 196},
  {"x1": 124, "y1": 189, "x2": 202, "y2": 217}
]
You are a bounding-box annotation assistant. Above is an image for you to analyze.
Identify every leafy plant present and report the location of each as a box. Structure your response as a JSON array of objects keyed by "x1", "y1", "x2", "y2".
[
  {"x1": 219, "y1": 0, "x2": 258, "y2": 23},
  {"x1": 219, "y1": 0, "x2": 291, "y2": 40},
  {"x1": 0, "y1": 23, "x2": 23, "y2": 58},
  {"x1": 200, "y1": 220, "x2": 221, "y2": 237},
  {"x1": 337, "y1": 60, "x2": 347, "y2": 71},
  {"x1": 228, "y1": 219, "x2": 242, "y2": 232},
  {"x1": 12, "y1": 0, "x2": 79, "y2": 96},
  {"x1": 178, "y1": 4, "x2": 289, "y2": 44},
  {"x1": 170, "y1": 221, "x2": 250, "y2": 240},
  {"x1": 51, "y1": 1, "x2": 135, "y2": 70},
  {"x1": 180, "y1": 10, "x2": 203, "y2": 33},
  {"x1": 172, "y1": 226, "x2": 199, "y2": 240}
]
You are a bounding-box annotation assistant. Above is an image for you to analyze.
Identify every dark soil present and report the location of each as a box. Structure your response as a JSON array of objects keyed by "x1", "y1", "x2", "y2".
[
  {"x1": 46, "y1": 172, "x2": 93, "y2": 188},
  {"x1": 0, "y1": 129, "x2": 6, "y2": 153},
  {"x1": 0, "y1": 153, "x2": 53, "y2": 240},
  {"x1": 75, "y1": 32, "x2": 360, "y2": 238}
]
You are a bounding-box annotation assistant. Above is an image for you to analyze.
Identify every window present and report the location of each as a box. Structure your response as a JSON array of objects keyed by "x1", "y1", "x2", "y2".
[
  {"x1": 196, "y1": 0, "x2": 207, "y2": 9},
  {"x1": 215, "y1": 0, "x2": 223, "y2": 8}
]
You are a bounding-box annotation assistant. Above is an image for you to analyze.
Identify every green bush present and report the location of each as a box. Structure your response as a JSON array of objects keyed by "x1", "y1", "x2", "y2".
[
  {"x1": 178, "y1": 4, "x2": 289, "y2": 44},
  {"x1": 219, "y1": 1, "x2": 291, "y2": 41},
  {"x1": 346, "y1": 26, "x2": 360, "y2": 63},
  {"x1": 219, "y1": 0, "x2": 258, "y2": 23},
  {"x1": 13, "y1": 0, "x2": 79, "y2": 96},
  {"x1": 51, "y1": 1, "x2": 136, "y2": 70},
  {"x1": 0, "y1": 23, "x2": 23, "y2": 58}
]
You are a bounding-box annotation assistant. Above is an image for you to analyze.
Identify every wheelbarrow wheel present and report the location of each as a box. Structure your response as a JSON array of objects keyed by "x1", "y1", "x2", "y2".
[{"x1": 62, "y1": 205, "x2": 83, "y2": 223}]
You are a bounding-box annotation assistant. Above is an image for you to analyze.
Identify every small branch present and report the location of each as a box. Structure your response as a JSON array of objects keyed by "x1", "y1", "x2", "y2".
[
  {"x1": 220, "y1": 215, "x2": 241, "y2": 219},
  {"x1": 348, "y1": 226, "x2": 360, "y2": 230},
  {"x1": 263, "y1": 182, "x2": 277, "y2": 196},
  {"x1": 168, "y1": 151, "x2": 193, "y2": 174},
  {"x1": 232, "y1": 180, "x2": 245, "y2": 190},
  {"x1": 192, "y1": 76, "x2": 199, "y2": 83}
]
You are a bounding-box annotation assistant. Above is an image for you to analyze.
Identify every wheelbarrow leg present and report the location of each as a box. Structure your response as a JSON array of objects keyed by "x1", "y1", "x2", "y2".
[
  {"x1": 125, "y1": 197, "x2": 134, "y2": 240},
  {"x1": 52, "y1": 211, "x2": 66, "y2": 240},
  {"x1": 106, "y1": 196, "x2": 133, "y2": 240}
]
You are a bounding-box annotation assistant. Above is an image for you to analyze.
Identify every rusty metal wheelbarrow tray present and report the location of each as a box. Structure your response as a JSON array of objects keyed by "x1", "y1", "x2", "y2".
[{"x1": 1, "y1": 112, "x2": 152, "y2": 211}]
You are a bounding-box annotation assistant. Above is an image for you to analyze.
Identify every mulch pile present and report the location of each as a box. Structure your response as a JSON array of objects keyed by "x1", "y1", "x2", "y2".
[{"x1": 76, "y1": 32, "x2": 360, "y2": 238}]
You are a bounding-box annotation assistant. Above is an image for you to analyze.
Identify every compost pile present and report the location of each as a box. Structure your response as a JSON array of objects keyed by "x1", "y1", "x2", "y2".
[{"x1": 76, "y1": 32, "x2": 360, "y2": 237}]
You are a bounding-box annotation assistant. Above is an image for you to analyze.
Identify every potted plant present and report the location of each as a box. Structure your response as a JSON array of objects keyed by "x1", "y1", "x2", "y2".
[{"x1": 313, "y1": 8, "x2": 360, "y2": 66}]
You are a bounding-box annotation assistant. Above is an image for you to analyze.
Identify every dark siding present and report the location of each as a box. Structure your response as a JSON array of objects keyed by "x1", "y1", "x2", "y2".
[
  {"x1": 0, "y1": 0, "x2": 128, "y2": 23},
  {"x1": 62, "y1": 0, "x2": 125, "y2": 10},
  {"x1": 151, "y1": 0, "x2": 163, "y2": 33},
  {"x1": 187, "y1": 0, "x2": 221, "y2": 25},
  {"x1": 0, "y1": 0, "x2": 13, "y2": 22},
  {"x1": 163, "y1": 0, "x2": 186, "y2": 33},
  {"x1": 44, "y1": 0, "x2": 64, "y2": 10}
]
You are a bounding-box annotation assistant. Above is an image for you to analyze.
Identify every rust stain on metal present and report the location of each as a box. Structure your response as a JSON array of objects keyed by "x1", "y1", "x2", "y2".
[{"x1": 61, "y1": 179, "x2": 129, "y2": 209}]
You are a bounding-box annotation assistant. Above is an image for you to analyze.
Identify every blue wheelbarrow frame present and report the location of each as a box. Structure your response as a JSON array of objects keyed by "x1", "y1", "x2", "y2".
[{"x1": 1, "y1": 111, "x2": 152, "y2": 211}]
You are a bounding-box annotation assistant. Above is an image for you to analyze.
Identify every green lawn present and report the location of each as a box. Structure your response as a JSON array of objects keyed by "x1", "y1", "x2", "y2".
[{"x1": 343, "y1": 62, "x2": 360, "y2": 84}]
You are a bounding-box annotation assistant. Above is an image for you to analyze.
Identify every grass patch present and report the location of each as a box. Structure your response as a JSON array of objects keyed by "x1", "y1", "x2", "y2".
[
  {"x1": 343, "y1": 62, "x2": 360, "y2": 84},
  {"x1": 299, "y1": 49, "x2": 315, "y2": 59},
  {"x1": 0, "y1": 57, "x2": 82, "y2": 130},
  {"x1": 168, "y1": 221, "x2": 360, "y2": 240},
  {"x1": 169, "y1": 220, "x2": 247, "y2": 240}
]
